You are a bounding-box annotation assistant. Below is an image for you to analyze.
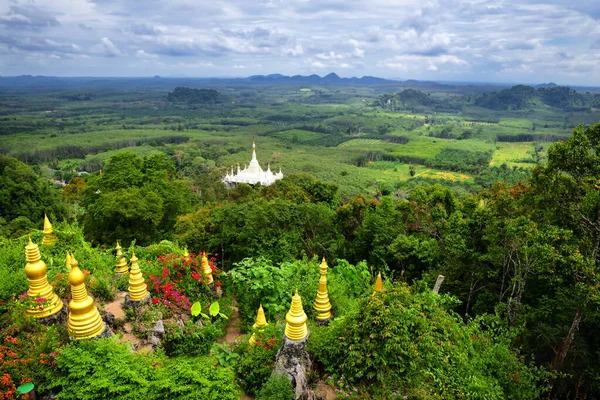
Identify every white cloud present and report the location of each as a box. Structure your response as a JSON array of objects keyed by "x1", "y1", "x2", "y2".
[{"x1": 90, "y1": 37, "x2": 121, "y2": 57}]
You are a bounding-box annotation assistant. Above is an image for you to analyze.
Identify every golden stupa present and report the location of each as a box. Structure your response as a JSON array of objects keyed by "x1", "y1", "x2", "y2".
[
  {"x1": 128, "y1": 250, "x2": 148, "y2": 301},
  {"x1": 201, "y1": 253, "x2": 214, "y2": 284},
  {"x1": 115, "y1": 241, "x2": 122, "y2": 258},
  {"x1": 284, "y1": 289, "x2": 308, "y2": 341},
  {"x1": 249, "y1": 303, "x2": 268, "y2": 345},
  {"x1": 67, "y1": 256, "x2": 104, "y2": 339},
  {"x1": 183, "y1": 247, "x2": 190, "y2": 262},
  {"x1": 313, "y1": 257, "x2": 332, "y2": 320},
  {"x1": 42, "y1": 214, "x2": 56, "y2": 246},
  {"x1": 373, "y1": 272, "x2": 384, "y2": 293},
  {"x1": 65, "y1": 252, "x2": 73, "y2": 272},
  {"x1": 115, "y1": 242, "x2": 128, "y2": 274},
  {"x1": 24, "y1": 237, "x2": 63, "y2": 318}
]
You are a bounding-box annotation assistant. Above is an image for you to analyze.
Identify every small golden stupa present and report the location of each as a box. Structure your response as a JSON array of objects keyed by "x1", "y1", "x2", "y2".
[
  {"x1": 115, "y1": 256, "x2": 128, "y2": 275},
  {"x1": 65, "y1": 252, "x2": 73, "y2": 272},
  {"x1": 284, "y1": 289, "x2": 308, "y2": 341},
  {"x1": 201, "y1": 253, "x2": 214, "y2": 284},
  {"x1": 115, "y1": 242, "x2": 128, "y2": 274},
  {"x1": 313, "y1": 257, "x2": 332, "y2": 321},
  {"x1": 183, "y1": 247, "x2": 190, "y2": 262},
  {"x1": 373, "y1": 272, "x2": 384, "y2": 293},
  {"x1": 115, "y1": 241, "x2": 122, "y2": 258},
  {"x1": 249, "y1": 304, "x2": 268, "y2": 345},
  {"x1": 128, "y1": 250, "x2": 148, "y2": 301},
  {"x1": 24, "y1": 237, "x2": 63, "y2": 318},
  {"x1": 67, "y1": 256, "x2": 104, "y2": 339},
  {"x1": 42, "y1": 214, "x2": 56, "y2": 246}
]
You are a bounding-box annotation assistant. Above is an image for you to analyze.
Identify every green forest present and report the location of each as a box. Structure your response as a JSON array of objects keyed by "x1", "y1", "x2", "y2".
[{"x1": 1, "y1": 77, "x2": 600, "y2": 399}]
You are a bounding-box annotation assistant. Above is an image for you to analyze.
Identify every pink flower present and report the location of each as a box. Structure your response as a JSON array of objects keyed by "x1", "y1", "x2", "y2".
[{"x1": 34, "y1": 297, "x2": 46, "y2": 303}]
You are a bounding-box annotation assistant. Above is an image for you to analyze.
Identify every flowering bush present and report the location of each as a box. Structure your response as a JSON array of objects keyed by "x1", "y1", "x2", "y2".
[
  {"x1": 147, "y1": 252, "x2": 219, "y2": 316},
  {"x1": 234, "y1": 324, "x2": 282, "y2": 396},
  {"x1": 325, "y1": 375, "x2": 359, "y2": 399}
]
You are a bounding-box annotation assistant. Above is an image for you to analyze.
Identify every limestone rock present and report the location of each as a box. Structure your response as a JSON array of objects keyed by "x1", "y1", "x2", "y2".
[{"x1": 273, "y1": 333, "x2": 316, "y2": 400}]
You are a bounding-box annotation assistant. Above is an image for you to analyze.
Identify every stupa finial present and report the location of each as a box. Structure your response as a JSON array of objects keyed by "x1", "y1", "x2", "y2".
[
  {"x1": 65, "y1": 252, "x2": 72, "y2": 271},
  {"x1": 42, "y1": 213, "x2": 56, "y2": 246},
  {"x1": 68, "y1": 262, "x2": 105, "y2": 339},
  {"x1": 249, "y1": 303, "x2": 269, "y2": 345},
  {"x1": 183, "y1": 247, "x2": 190, "y2": 262},
  {"x1": 128, "y1": 248, "x2": 149, "y2": 301},
  {"x1": 201, "y1": 252, "x2": 214, "y2": 284},
  {"x1": 115, "y1": 241, "x2": 122, "y2": 258},
  {"x1": 373, "y1": 272, "x2": 384, "y2": 293},
  {"x1": 284, "y1": 289, "x2": 308, "y2": 341},
  {"x1": 23, "y1": 238, "x2": 63, "y2": 318},
  {"x1": 314, "y1": 258, "x2": 332, "y2": 321}
]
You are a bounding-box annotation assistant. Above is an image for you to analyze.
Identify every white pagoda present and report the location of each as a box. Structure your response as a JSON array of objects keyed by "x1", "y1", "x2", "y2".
[{"x1": 222, "y1": 140, "x2": 283, "y2": 187}]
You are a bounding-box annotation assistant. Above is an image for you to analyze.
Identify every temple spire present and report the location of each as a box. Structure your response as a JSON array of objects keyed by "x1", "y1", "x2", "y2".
[
  {"x1": 201, "y1": 252, "x2": 214, "y2": 284},
  {"x1": 42, "y1": 213, "x2": 56, "y2": 246},
  {"x1": 128, "y1": 250, "x2": 149, "y2": 301},
  {"x1": 252, "y1": 137, "x2": 257, "y2": 161},
  {"x1": 24, "y1": 237, "x2": 63, "y2": 318},
  {"x1": 284, "y1": 289, "x2": 308, "y2": 341},
  {"x1": 68, "y1": 259, "x2": 105, "y2": 339},
  {"x1": 373, "y1": 272, "x2": 384, "y2": 293},
  {"x1": 313, "y1": 258, "x2": 332, "y2": 321},
  {"x1": 249, "y1": 303, "x2": 268, "y2": 345}
]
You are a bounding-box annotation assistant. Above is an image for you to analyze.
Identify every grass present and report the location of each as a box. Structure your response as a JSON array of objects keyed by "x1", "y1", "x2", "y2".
[{"x1": 490, "y1": 142, "x2": 536, "y2": 168}]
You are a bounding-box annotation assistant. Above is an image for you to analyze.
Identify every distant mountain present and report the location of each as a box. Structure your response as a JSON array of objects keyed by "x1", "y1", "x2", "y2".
[
  {"x1": 244, "y1": 73, "x2": 399, "y2": 85},
  {"x1": 475, "y1": 85, "x2": 597, "y2": 110},
  {"x1": 535, "y1": 82, "x2": 557, "y2": 88}
]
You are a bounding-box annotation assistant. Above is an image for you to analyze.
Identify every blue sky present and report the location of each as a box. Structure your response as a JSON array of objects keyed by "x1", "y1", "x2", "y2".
[{"x1": 0, "y1": 0, "x2": 599, "y2": 85}]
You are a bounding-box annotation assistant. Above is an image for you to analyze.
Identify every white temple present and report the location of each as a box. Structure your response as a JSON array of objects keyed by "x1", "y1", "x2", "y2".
[{"x1": 222, "y1": 140, "x2": 283, "y2": 187}]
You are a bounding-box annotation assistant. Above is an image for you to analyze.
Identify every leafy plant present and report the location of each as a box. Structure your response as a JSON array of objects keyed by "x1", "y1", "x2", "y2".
[
  {"x1": 256, "y1": 373, "x2": 295, "y2": 400},
  {"x1": 211, "y1": 342, "x2": 240, "y2": 367}
]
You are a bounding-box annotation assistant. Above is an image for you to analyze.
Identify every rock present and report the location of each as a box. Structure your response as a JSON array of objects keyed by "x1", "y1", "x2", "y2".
[
  {"x1": 148, "y1": 335, "x2": 160, "y2": 346},
  {"x1": 99, "y1": 309, "x2": 116, "y2": 329},
  {"x1": 38, "y1": 302, "x2": 68, "y2": 326},
  {"x1": 273, "y1": 332, "x2": 316, "y2": 400},
  {"x1": 152, "y1": 320, "x2": 165, "y2": 337},
  {"x1": 122, "y1": 293, "x2": 150, "y2": 311}
]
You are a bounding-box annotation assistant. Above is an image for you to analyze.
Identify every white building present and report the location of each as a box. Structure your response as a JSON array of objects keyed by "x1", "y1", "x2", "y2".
[{"x1": 222, "y1": 140, "x2": 283, "y2": 187}]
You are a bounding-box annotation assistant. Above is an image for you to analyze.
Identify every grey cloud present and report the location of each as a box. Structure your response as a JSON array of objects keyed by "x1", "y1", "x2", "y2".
[
  {"x1": 78, "y1": 23, "x2": 93, "y2": 31},
  {"x1": 131, "y1": 23, "x2": 162, "y2": 35},
  {"x1": 0, "y1": 5, "x2": 60, "y2": 31},
  {"x1": 0, "y1": 35, "x2": 80, "y2": 54}
]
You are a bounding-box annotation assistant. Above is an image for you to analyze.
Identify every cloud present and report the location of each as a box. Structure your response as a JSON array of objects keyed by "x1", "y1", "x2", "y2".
[
  {"x1": 0, "y1": 5, "x2": 60, "y2": 31},
  {"x1": 130, "y1": 23, "x2": 162, "y2": 35},
  {"x1": 90, "y1": 38, "x2": 121, "y2": 57}
]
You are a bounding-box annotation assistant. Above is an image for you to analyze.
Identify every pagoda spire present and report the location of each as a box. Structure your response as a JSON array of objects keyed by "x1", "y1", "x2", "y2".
[
  {"x1": 65, "y1": 252, "x2": 72, "y2": 272},
  {"x1": 24, "y1": 237, "x2": 63, "y2": 318},
  {"x1": 373, "y1": 272, "x2": 384, "y2": 293},
  {"x1": 128, "y1": 250, "x2": 149, "y2": 301},
  {"x1": 249, "y1": 303, "x2": 268, "y2": 345},
  {"x1": 115, "y1": 241, "x2": 122, "y2": 258},
  {"x1": 183, "y1": 247, "x2": 190, "y2": 262},
  {"x1": 42, "y1": 213, "x2": 56, "y2": 246},
  {"x1": 252, "y1": 137, "x2": 257, "y2": 161},
  {"x1": 67, "y1": 258, "x2": 105, "y2": 339},
  {"x1": 313, "y1": 258, "x2": 332, "y2": 321},
  {"x1": 284, "y1": 289, "x2": 308, "y2": 341},
  {"x1": 201, "y1": 252, "x2": 214, "y2": 284}
]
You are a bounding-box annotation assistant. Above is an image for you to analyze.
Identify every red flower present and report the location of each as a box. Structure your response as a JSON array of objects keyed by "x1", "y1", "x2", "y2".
[
  {"x1": 151, "y1": 298, "x2": 159, "y2": 305},
  {"x1": 161, "y1": 267, "x2": 169, "y2": 279},
  {"x1": 191, "y1": 271, "x2": 201, "y2": 281}
]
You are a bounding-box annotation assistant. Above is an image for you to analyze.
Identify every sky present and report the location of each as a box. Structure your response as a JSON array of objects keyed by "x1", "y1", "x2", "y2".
[{"x1": 0, "y1": 0, "x2": 599, "y2": 85}]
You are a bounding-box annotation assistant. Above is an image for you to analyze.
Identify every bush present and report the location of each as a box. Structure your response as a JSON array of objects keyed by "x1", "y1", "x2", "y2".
[
  {"x1": 308, "y1": 283, "x2": 546, "y2": 399},
  {"x1": 48, "y1": 338, "x2": 240, "y2": 400},
  {"x1": 234, "y1": 324, "x2": 282, "y2": 396},
  {"x1": 161, "y1": 319, "x2": 226, "y2": 357},
  {"x1": 257, "y1": 373, "x2": 295, "y2": 400}
]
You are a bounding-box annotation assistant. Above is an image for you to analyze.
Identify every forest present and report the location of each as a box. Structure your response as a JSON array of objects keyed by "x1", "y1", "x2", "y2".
[{"x1": 1, "y1": 77, "x2": 600, "y2": 399}]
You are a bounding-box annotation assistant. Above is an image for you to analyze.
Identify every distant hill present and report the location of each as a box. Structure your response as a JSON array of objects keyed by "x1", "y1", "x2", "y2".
[
  {"x1": 374, "y1": 89, "x2": 462, "y2": 112},
  {"x1": 475, "y1": 85, "x2": 599, "y2": 110},
  {"x1": 167, "y1": 87, "x2": 226, "y2": 104},
  {"x1": 245, "y1": 73, "x2": 397, "y2": 85}
]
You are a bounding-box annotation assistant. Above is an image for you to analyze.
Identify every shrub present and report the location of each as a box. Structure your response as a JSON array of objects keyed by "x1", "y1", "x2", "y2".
[
  {"x1": 308, "y1": 283, "x2": 546, "y2": 399},
  {"x1": 257, "y1": 373, "x2": 295, "y2": 400},
  {"x1": 234, "y1": 324, "x2": 282, "y2": 396},
  {"x1": 48, "y1": 338, "x2": 240, "y2": 400},
  {"x1": 161, "y1": 319, "x2": 225, "y2": 357}
]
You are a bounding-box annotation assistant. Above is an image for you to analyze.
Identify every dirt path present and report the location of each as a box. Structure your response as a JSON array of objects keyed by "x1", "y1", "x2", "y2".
[{"x1": 218, "y1": 304, "x2": 246, "y2": 344}]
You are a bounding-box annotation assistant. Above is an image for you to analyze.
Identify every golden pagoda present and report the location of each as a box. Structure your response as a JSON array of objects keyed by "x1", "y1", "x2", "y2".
[
  {"x1": 249, "y1": 303, "x2": 268, "y2": 345},
  {"x1": 128, "y1": 250, "x2": 148, "y2": 301},
  {"x1": 24, "y1": 237, "x2": 63, "y2": 318},
  {"x1": 115, "y1": 241, "x2": 122, "y2": 258},
  {"x1": 313, "y1": 258, "x2": 332, "y2": 321},
  {"x1": 115, "y1": 255, "x2": 128, "y2": 275},
  {"x1": 65, "y1": 252, "x2": 73, "y2": 272},
  {"x1": 373, "y1": 272, "x2": 384, "y2": 293},
  {"x1": 284, "y1": 289, "x2": 308, "y2": 341},
  {"x1": 183, "y1": 247, "x2": 190, "y2": 262},
  {"x1": 201, "y1": 253, "x2": 214, "y2": 284},
  {"x1": 42, "y1": 214, "x2": 56, "y2": 246},
  {"x1": 67, "y1": 257, "x2": 104, "y2": 339}
]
